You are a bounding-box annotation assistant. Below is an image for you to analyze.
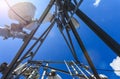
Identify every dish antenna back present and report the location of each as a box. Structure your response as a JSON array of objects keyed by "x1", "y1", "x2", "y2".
[{"x1": 8, "y1": 2, "x2": 36, "y2": 24}]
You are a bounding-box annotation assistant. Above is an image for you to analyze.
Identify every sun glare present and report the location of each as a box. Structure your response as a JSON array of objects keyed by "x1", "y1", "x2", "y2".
[
  {"x1": 0, "y1": 0, "x2": 27, "y2": 14},
  {"x1": 0, "y1": 0, "x2": 9, "y2": 12}
]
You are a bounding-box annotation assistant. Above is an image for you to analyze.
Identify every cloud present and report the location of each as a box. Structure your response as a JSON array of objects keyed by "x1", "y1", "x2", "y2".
[
  {"x1": 110, "y1": 56, "x2": 120, "y2": 76},
  {"x1": 93, "y1": 0, "x2": 101, "y2": 7},
  {"x1": 99, "y1": 74, "x2": 108, "y2": 78}
]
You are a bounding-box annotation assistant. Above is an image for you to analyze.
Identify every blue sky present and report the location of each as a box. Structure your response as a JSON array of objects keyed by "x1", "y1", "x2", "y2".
[{"x1": 0, "y1": 0, "x2": 120, "y2": 79}]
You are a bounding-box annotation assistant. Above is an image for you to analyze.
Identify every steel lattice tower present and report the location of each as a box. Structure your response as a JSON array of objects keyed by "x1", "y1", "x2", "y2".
[{"x1": 0, "y1": 0, "x2": 119, "y2": 79}]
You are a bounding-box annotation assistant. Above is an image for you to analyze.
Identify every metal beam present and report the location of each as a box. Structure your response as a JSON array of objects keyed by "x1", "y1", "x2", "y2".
[
  {"x1": 56, "y1": 19, "x2": 80, "y2": 63},
  {"x1": 66, "y1": 28, "x2": 80, "y2": 63},
  {"x1": 15, "y1": 20, "x2": 56, "y2": 70},
  {"x1": 41, "y1": 65, "x2": 69, "y2": 75},
  {"x1": 1, "y1": 0, "x2": 55, "y2": 78},
  {"x1": 41, "y1": 64, "x2": 87, "y2": 77},
  {"x1": 30, "y1": 20, "x2": 56, "y2": 60},
  {"x1": 64, "y1": 11, "x2": 100, "y2": 79},
  {"x1": 28, "y1": 60, "x2": 80, "y2": 64},
  {"x1": 70, "y1": 2, "x2": 120, "y2": 57}
]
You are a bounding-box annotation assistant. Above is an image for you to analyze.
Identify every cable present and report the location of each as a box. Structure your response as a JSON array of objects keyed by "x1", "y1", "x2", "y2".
[
  {"x1": 96, "y1": 69, "x2": 120, "y2": 72},
  {"x1": 5, "y1": 0, "x2": 27, "y2": 23}
]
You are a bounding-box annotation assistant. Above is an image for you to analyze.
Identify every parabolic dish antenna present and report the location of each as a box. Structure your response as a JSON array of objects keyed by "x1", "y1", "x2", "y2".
[{"x1": 8, "y1": 2, "x2": 36, "y2": 24}]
